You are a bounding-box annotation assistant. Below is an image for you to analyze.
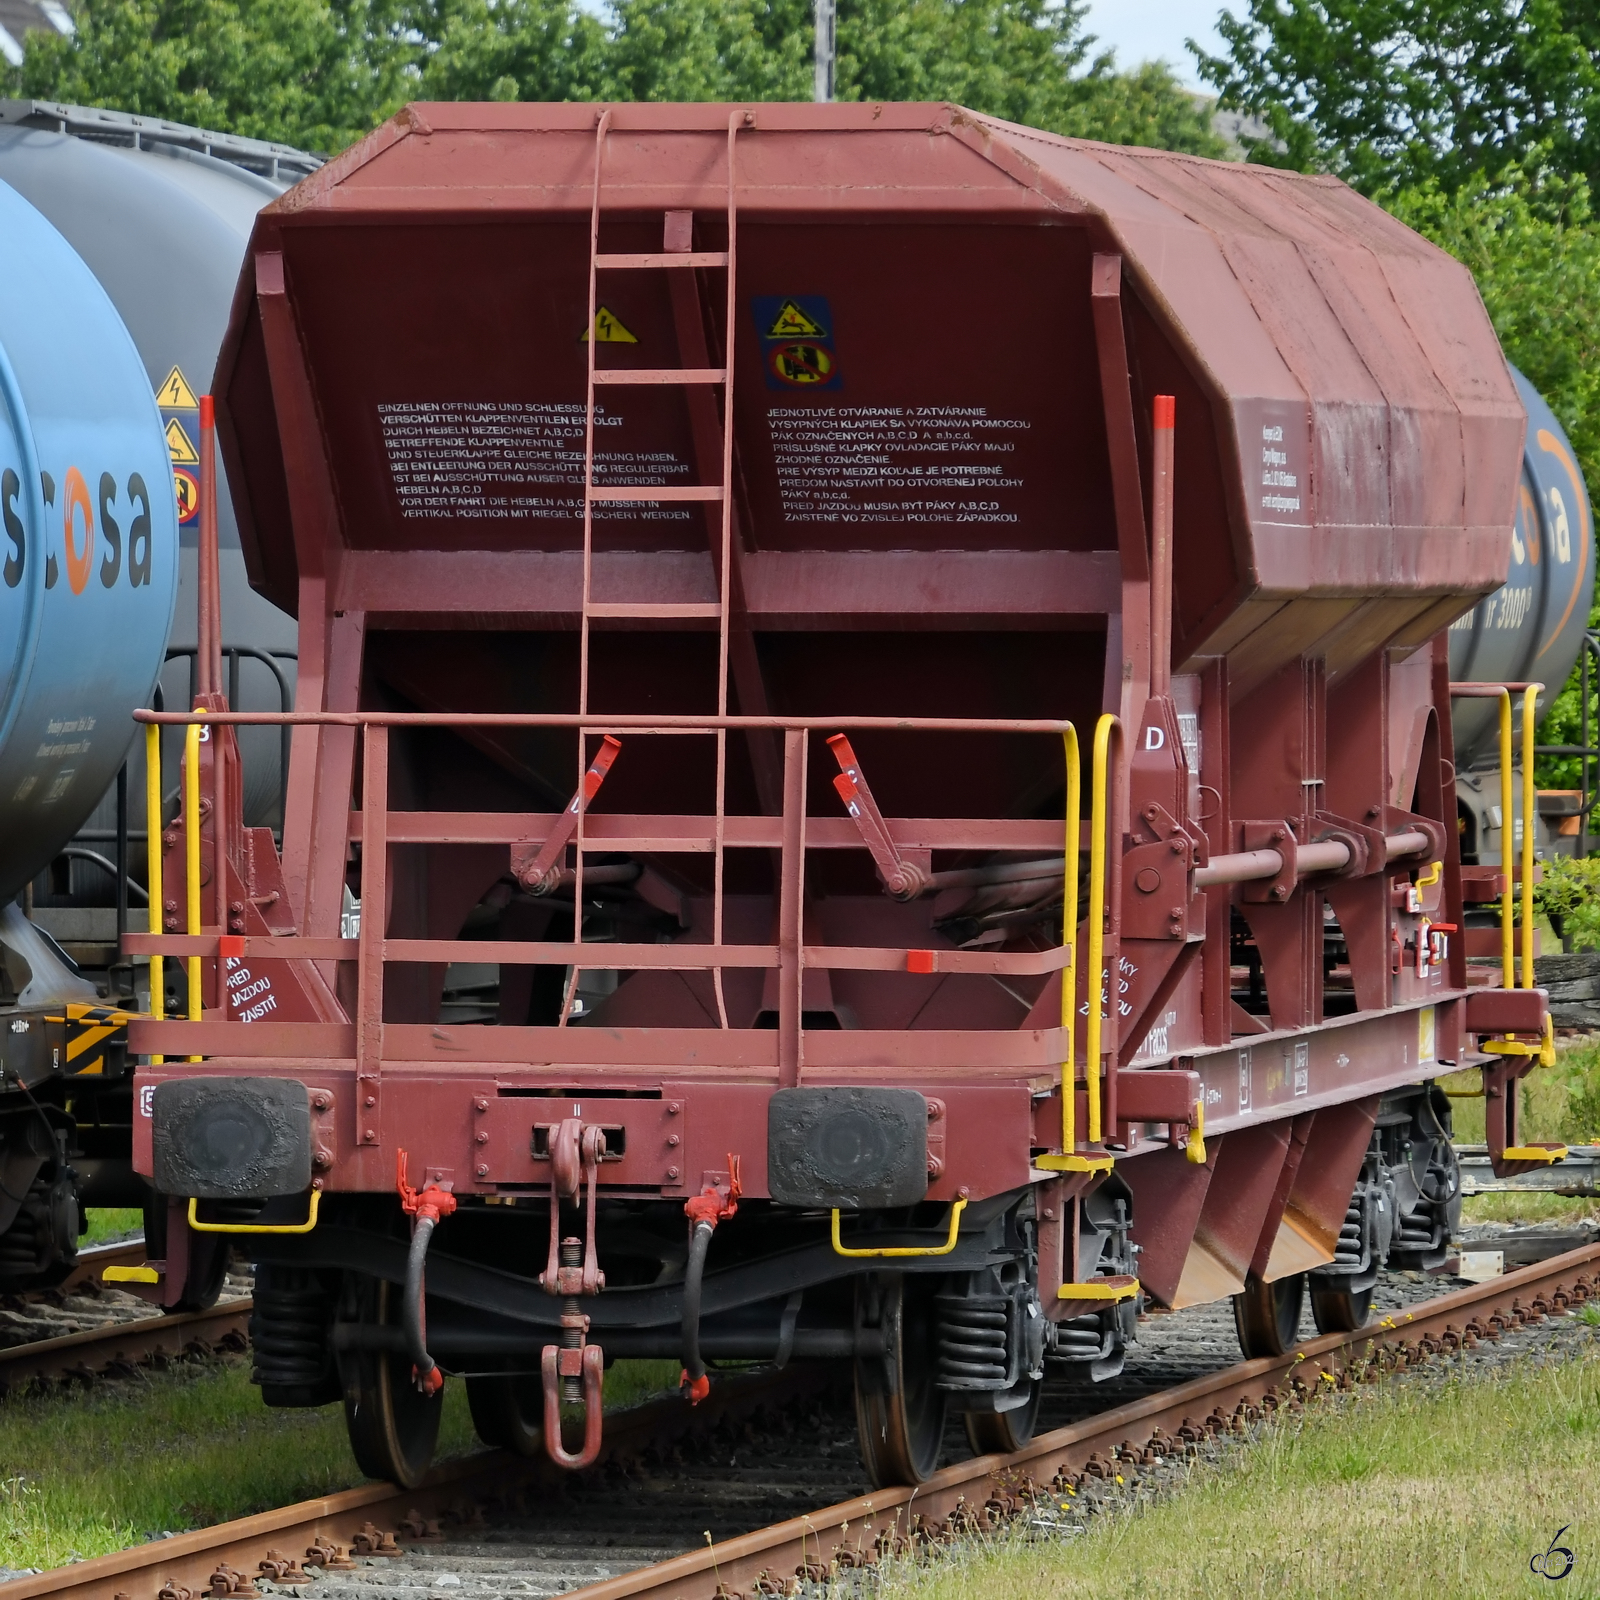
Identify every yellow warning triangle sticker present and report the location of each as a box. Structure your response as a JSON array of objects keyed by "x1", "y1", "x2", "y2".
[
  {"x1": 165, "y1": 417, "x2": 199, "y2": 465},
  {"x1": 580, "y1": 307, "x2": 638, "y2": 344},
  {"x1": 766, "y1": 300, "x2": 825, "y2": 339},
  {"x1": 156, "y1": 366, "x2": 199, "y2": 409}
]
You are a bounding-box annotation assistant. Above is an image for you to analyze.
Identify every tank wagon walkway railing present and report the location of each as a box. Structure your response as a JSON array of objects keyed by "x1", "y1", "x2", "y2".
[{"x1": 123, "y1": 707, "x2": 1135, "y2": 1160}]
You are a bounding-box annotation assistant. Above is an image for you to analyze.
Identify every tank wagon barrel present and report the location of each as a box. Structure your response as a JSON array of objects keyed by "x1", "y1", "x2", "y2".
[
  {"x1": 0, "y1": 105, "x2": 321, "y2": 1295},
  {"x1": 1449, "y1": 373, "x2": 1594, "y2": 767},
  {"x1": 125, "y1": 102, "x2": 1554, "y2": 1488},
  {"x1": 0, "y1": 173, "x2": 179, "y2": 1285}
]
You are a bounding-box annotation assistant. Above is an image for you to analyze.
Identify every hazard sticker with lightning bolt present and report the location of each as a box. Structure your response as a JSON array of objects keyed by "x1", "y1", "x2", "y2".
[
  {"x1": 155, "y1": 366, "x2": 199, "y2": 410},
  {"x1": 751, "y1": 295, "x2": 840, "y2": 391},
  {"x1": 580, "y1": 307, "x2": 638, "y2": 344}
]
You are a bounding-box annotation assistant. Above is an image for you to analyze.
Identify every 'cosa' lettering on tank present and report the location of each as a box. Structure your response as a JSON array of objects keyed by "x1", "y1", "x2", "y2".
[{"x1": 2, "y1": 468, "x2": 156, "y2": 592}]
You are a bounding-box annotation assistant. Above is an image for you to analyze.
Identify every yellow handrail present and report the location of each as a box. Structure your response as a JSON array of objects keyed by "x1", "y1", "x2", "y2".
[
  {"x1": 1060, "y1": 725, "x2": 1080, "y2": 1153},
  {"x1": 184, "y1": 719, "x2": 202, "y2": 1061},
  {"x1": 1087, "y1": 713, "x2": 1119, "y2": 1146},
  {"x1": 830, "y1": 1196, "x2": 966, "y2": 1258},
  {"x1": 144, "y1": 722, "x2": 164, "y2": 1066},
  {"x1": 1492, "y1": 684, "x2": 1544, "y2": 991},
  {"x1": 188, "y1": 1190, "x2": 321, "y2": 1234},
  {"x1": 1520, "y1": 684, "x2": 1541, "y2": 991},
  {"x1": 1496, "y1": 687, "x2": 1513, "y2": 990}
]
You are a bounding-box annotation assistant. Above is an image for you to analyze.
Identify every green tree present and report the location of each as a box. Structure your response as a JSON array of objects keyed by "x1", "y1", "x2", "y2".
[
  {"x1": 1192, "y1": 0, "x2": 1600, "y2": 196},
  {"x1": 416, "y1": 0, "x2": 608, "y2": 104},
  {"x1": 1385, "y1": 169, "x2": 1600, "y2": 789},
  {"x1": 1387, "y1": 168, "x2": 1600, "y2": 483},
  {"x1": 601, "y1": 0, "x2": 811, "y2": 103},
  {"x1": 601, "y1": 0, "x2": 1222, "y2": 155},
  {"x1": 12, "y1": 0, "x2": 1223, "y2": 158},
  {"x1": 14, "y1": 0, "x2": 418, "y2": 152},
  {"x1": 1067, "y1": 58, "x2": 1227, "y2": 152}
]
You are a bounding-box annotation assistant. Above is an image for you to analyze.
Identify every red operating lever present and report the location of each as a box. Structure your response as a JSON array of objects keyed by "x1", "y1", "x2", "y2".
[
  {"x1": 512, "y1": 735, "x2": 623, "y2": 892},
  {"x1": 826, "y1": 734, "x2": 926, "y2": 899}
]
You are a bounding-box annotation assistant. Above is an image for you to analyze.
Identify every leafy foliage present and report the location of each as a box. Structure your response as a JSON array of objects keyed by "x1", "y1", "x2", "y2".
[
  {"x1": 1385, "y1": 169, "x2": 1600, "y2": 483},
  {"x1": 1191, "y1": 0, "x2": 1600, "y2": 199},
  {"x1": 416, "y1": 0, "x2": 609, "y2": 106},
  {"x1": 1533, "y1": 853, "x2": 1600, "y2": 950},
  {"x1": 1556, "y1": 1034, "x2": 1600, "y2": 1142},
  {"x1": 1195, "y1": 7, "x2": 1600, "y2": 798},
  {"x1": 14, "y1": 0, "x2": 420, "y2": 152},
  {"x1": 1381, "y1": 168, "x2": 1600, "y2": 789},
  {"x1": 9, "y1": 0, "x2": 1223, "y2": 158}
]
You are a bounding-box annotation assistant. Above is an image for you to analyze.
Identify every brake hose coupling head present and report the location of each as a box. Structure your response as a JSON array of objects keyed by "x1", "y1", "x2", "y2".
[
  {"x1": 398, "y1": 1148, "x2": 458, "y2": 1224},
  {"x1": 683, "y1": 1152, "x2": 742, "y2": 1230}
]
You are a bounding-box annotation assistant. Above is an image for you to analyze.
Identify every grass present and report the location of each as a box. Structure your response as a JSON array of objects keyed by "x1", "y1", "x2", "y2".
[
  {"x1": 880, "y1": 1337, "x2": 1600, "y2": 1600},
  {"x1": 1444, "y1": 1034, "x2": 1600, "y2": 1225},
  {"x1": 0, "y1": 1355, "x2": 680, "y2": 1574},
  {"x1": 79, "y1": 1209, "x2": 143, "y2": 1248}
]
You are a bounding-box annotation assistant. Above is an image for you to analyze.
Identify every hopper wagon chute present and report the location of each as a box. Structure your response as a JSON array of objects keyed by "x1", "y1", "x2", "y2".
[{"x1": 125, "y1": 102, "x2": 1552, "y2": 1488}]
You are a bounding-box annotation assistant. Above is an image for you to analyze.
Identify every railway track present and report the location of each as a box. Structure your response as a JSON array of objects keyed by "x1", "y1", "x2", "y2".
[
  {"x1": 57, "y1": 1239, "x2": 148, "y2": 1292},
  {"x1": 9, "y1": 1241, "x2": 1594, "y2": 1600},
  {"x1": 1, "y1": 1240, "x2": 253, "y2": 1392},
  {"x1": 0, "y1": 1297, "x2": 253, "y2": 1394}
]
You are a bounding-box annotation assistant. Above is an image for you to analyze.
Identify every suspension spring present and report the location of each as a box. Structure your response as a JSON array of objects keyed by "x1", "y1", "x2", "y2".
[
  {"x1": 935, "y1": 1294, "x2": 1009, "y2": 1388},
  {"x1": 1332, "y1": 1200, "x2": 1364, "y2": 1264},
  {"x1": 250, "y1": 1265, "x2": 334, "y2": 1390}
]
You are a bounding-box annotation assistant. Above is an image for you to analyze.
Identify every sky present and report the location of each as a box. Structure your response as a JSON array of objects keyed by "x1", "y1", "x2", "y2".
[{"x1": 1080, "y1": 0, "x2": 1233, "y2": 90}]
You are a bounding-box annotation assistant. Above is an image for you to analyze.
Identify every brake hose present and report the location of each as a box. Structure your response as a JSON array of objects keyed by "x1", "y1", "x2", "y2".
[{"x1": 680, "y1": 1217, "x2": 715, "y2": 1401}]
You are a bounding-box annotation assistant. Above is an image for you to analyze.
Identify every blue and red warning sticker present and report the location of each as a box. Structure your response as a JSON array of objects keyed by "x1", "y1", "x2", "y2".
[
  {"x1": 172, "y1": 468, "x2": 199, "y2": 526},
  {"x1": 752, "y1": 296, "x2": 840, "y2": 391}
]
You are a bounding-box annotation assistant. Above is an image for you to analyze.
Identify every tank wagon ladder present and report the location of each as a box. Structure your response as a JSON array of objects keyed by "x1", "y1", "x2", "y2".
[{"x1": 573, "y1": 108, "x2": 749, "y2": 1032}]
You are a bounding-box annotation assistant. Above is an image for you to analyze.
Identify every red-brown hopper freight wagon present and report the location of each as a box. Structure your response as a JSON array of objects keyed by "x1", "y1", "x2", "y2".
[{"x1": 121, "y1": 102, "x2": 1557, "y2": 1488}]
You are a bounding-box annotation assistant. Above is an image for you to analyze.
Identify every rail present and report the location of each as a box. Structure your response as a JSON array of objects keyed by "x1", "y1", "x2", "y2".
[
  {"x1": 12, "y1": 1244, "x2": 1597, "y2": 1600},
  {"x1": 0, "y1": 1297, "x2": 252, "y2": 1397},
  {"x1": 129, "y1": 706, "x2": 1121, "y2": 1159}
]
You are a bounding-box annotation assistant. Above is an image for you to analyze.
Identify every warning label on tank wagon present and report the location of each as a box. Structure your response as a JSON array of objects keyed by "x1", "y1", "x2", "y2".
[
  {"x1": 378, "y1": 401, "x2": 694, "y2": 521},
  {"x1": 766, "y1": 405, "x2": 1028, "y2": 524}
]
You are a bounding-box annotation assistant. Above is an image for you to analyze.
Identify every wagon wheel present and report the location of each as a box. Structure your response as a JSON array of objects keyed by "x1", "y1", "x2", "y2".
[
  {"x1": 1310, "y1": 1279, "x2": 1374, "y2": 1334},
  {"x1": 338, "y1": 1274, "x2": 443, "y2": 1488},
  {"x1": 142, "y1": 1197, "x2": 230, "y2": 1313},
  {"x1": 854, "y1": 1273, "x2": 947, "y2": 1487},
  {"x1": 964, "y1": 1380, "x2": 1042, "y2": 1456},
  {"x1": 1232, "y1": 1271, "x2": 1305, "y2": 1358},
  {"x1": 467, "y1": 1372, "x2": 544, "y2": 1455}
]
